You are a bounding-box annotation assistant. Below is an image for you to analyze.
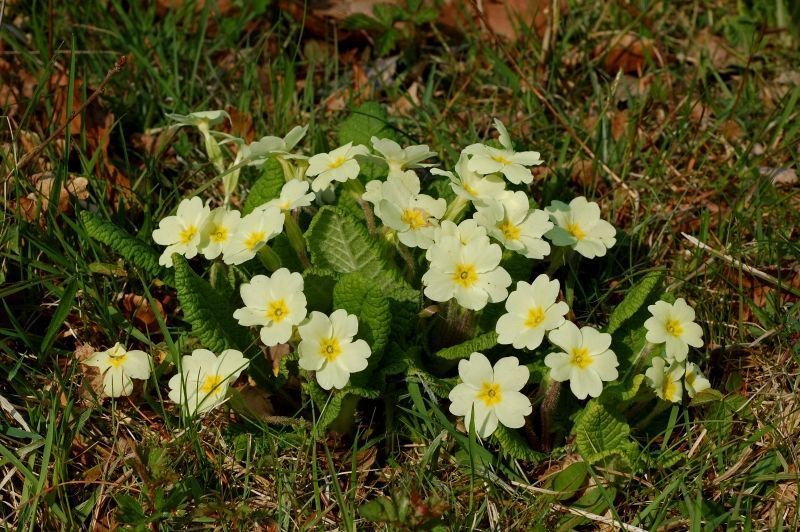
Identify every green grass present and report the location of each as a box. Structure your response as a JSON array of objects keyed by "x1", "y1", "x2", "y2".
[{"x1": 2, "y1": 0, "x2": 800, "y2": 529}]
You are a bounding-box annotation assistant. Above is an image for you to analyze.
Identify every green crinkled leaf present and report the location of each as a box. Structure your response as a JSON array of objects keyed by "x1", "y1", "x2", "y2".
[
  {"x1": 333, "y1": 272, "x2": 391, "y2": 355},
  {"x1": 305, "y1": 206, "x2": 416, "y2": 300},
  {"x1": 600, "y1": 374, "x2": 646, "y2": 407},
  {"x1": 492, "y1": 425, "x2": 545, "y2": 462},
  {"x1": 606, "y1": 270, "x2": 664, "y2": 335},
  {"x1": 434, "y1": 332, "x2": 498, "y2": 360},
  {"x1": 81, "y1": 210, "x2": 174, "y2": 286},
  {"x1": 337, "y1": 102, "x2": 399, "y2": 180},
  {"x1": 173, "y1": 255, "x2": 249, "y2": 352},
  {"x1": 643, "y1": 448, "x2": 685, "y2": 470},
  {"x1": 572, "y1": 400, "x2": 637, "y2": 465},
  {"x1": 242, "y1": 157, "x2": 284, "y2": 215},
  {"x1": 303, "y1": 267, "x2": 340, "y2": 313}
]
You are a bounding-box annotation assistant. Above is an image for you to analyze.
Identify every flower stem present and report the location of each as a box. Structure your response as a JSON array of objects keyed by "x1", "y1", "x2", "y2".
[
  {"x1": 539, "y1": 378, "x2": 560, "y2": 450},
  {"x1": 345, "y1": 177, "x2": 366, "y2": 201},
  {"x1": 443, "y1": 195, "x2": 469, "y2": 223},
  {"x1": 257, "y1": 245, "x2": 282, "y2": 271},
  {"x1": 284, "y1": 212, "x2": 311, "y2": 268}
]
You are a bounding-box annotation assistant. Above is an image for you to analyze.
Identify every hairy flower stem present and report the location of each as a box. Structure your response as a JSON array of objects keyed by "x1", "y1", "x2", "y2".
[
  {"x1": 257, "y1": 245, "x2": 282, "y2": 271},
  {"x1": 443, "y1": 196, "x2": 469, "y2": 222},
  {"x1": 539, "y1": 379, "x2": 561, "y2": 450},
  {"x1": 284, "y1": 213, "x2": 311, "y2": 268}
]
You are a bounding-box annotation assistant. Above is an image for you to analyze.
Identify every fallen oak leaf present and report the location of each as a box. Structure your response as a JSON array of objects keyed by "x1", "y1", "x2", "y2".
[{"x1": 121, "y1": 293, "x2": 167, "y2": 333}]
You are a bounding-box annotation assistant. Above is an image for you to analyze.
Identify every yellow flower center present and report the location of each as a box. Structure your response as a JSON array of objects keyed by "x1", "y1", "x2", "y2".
[
  {"x1": 492, "y1": 154, "x2": 512, "y2": 165},
  {"x1": 570, "y1": 347, "x2": 592, "y2": 369},
  {"x1": 452, "y1": 264, "x2": 478, "y2": 287},
  {"x1": 200, "y1": 374, "x2": 224, "y2": 395},
  {"x1": 665, "y1": 319, "x2": 683, "y2": 337},
  {"x1": 685, "y1": 372, "x2": 695, "y2": 386},
  {"x1": 107, "y1": 353, "x2": 127, "y2": 368},
  {"x1": 463, "y1": 182, "x2": 478, "y2": 196},
  {"x1": 498, "y1": 219, "x2": 521, "y2": 241},
  {"x1": 477, "y1": 381, "x2": 503, "y2": 406},
  {"x1": 401, "y1": 208, "x2": 428, "y2": 230},
  {"x1": 244, "y1": 231, "x2": 267, "y2": 250},
  {"x1": 525, "y1": 306, "x2": 546, "y2": 328},
  {"x1": 265, "y1": 299, "x2": 289, "y2": 323},
  {"x1": 179, "y1": 225, "x2": 198, "y2": 244},
  {"x1": 662, "y1": 379, "x2": 677, "y2": 400},
  {"x1": 280, "y1": 200, "x2": 291, "y2": 211},
  {"x1": 328, "y1": 156, "x2": 347, "y2": 169},
  {"x1": 566, "y1": 223, "x2": 586, "y2": 241},
  {"x1": 319, "y1": 337, "x2": 342, "y2": 362},
  {"x1": 209, "y1": 225, "x2": 228, "y2": 243}
]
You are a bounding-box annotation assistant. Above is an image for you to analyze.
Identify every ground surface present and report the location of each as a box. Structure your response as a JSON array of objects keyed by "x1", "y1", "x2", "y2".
[{"x1": 1, "y1": 0, "x2": 800, "y2": 530}]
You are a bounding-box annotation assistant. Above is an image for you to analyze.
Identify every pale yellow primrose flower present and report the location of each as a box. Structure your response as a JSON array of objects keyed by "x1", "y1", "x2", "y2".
[
  {"x1": 262, "y1": 179, "x2": 315, "y2": 212},
  {"x1": 233, "y1": 268, "x2": 308, "y2": 347},
  {"x1": 645, "y1": 356, "x2": 684, "y2": 403},
  {"x1": 369, "y1": 137, "x2": 437, "y2": 178},
  {"x1": 463, "y1": 118, "x2": 543, "y2": 185},
  {"x1": 545, "y1": 321, "x2": 619, "y2": 400},
  {"x1": 475, "y1": 190, "x2": 553, "y2": 259},
  {"x1": 200, "y1": 207, "x2": 241, "y2": 260},
  {"x1": 83, "y1": 343, "x2": 151, "y2": 398},
  {"x1": 152, "y1": 197, "x2": 211, "y2": 267},
  {"x1": 431, "y1": 153, "x2": 506, "y2": 218},
  {"x1": 448, "y1": 352, "x2": 532, "y2": 438},
  {"x1": 297, "y1": 310, "x2": 372, "y2": 390},
  {"x1": 684, "y1": 362, "x2": 711, "y2": 398},
  {"x1": 168, "y1": 349, "x2": 249, "y2": 415},
  {"x1": 362, "y1": 170, "x2": 420, "y2": 219},
  {"x1": 222, "y1": 206, "x2": 284, "y2": 265},
  {"x1": 426, "y1": 220, "x2": 488, "y2": 261},
  {"x1": 545, "y1": 196, "x2": 616, "y2": 259},
  {"x1": 377, "y1": 171, "x2": 446, "y2": 250},
  {"x1": 422, "y1": 231, "x2": 511, "y2": 310},
  {"x1": 244, "y1": 125, "x2": 309, "y2": 166},
  {"x1": 306, "y1": 142, "x2": 370, "y2": 192},
  {"x1": 644, "y1": 298, "x2": 704, "y2": 362},
  {"x1": 496, "y1": 275, "x2": 569, "y2": 350}
]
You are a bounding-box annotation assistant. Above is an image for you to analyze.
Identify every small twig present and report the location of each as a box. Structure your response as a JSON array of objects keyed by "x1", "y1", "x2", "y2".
[
  {"x1": 466, "y1": 0, "x2": 639, "y2": 207},
  {"x1": 4, "y1": 55, "x2": 127, "y2": 182},
  {"x1": 681, "y1": 232, "x2": 800, "y2": 298}
]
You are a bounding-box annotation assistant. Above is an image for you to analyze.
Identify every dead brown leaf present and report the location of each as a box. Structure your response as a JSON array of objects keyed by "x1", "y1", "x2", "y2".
[
  {"x1": 75, "y1": 344, "x2": 106, "y2": 400},
  {"x1": 231, "y1": 383, "x2": 275, "y2": 420},
  {"x1": 593, "y1": 32, "x2": 663, "y2": 75},
  {"x1": 268, "y1": 343, "x2": 291, "y2": 377},
  {"x1": 15, "y1": 173, "x2": 91, "y2": 223},
  {"x1": 440, "y1": 0, "x2": 565, "y2": 40},
  {"x1": 760, "y1": 167, "x2": 797, "y2": 186},
  {"x1": 570, "y1": 159, "x2": 596, "y2": 187},
  {"x1": 121, "y1": 293, "x2": 167, "y2": 333},
  {"x1": 689, "y1": 29, "x2": 744, "y2": 70}
]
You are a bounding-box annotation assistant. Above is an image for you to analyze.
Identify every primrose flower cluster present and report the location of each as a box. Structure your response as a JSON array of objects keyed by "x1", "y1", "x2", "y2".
[{"x1": 87, "y1": 110, "x2": 712, "y2": 439}]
